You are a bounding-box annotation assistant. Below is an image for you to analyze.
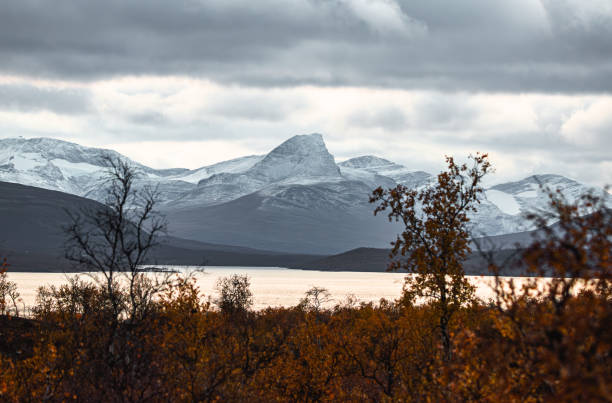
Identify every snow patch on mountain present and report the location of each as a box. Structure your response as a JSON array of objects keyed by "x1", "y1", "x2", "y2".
[
  {"x1": 0, "y1": 137, "x2": 123, "y2": 167},
  {"x1": 50, "y1": 159, "x2": 105, "y2": 176},
  {"x1": 485, "y1": 189, "x2": 521, "y2": 215},
  {"x1": 339, "y1": 155, "x2": 402, "y2": 170},
  {"x1": 339, "y1": 155, "x2": 432, "y2": 187},
  {"x1": 492, "y1": 174, "x2": 585, "y2": 198},
  {"x1": 10, "y1": 153, "x2": 45, "y2": 171},
  {"x1": 490, "y1": 174, "x2": 602, "y2": 217},
  {"x1": 0, "y1": 137, "x2": 149, "y2": 197},
  {"x1": 170, "y1": 155, "x2": 263, "y2": 184}
]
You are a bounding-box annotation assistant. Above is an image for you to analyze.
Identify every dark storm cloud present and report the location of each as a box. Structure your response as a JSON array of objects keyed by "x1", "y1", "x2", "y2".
[
  {"x1": 1, "y1": 0, "x2": 611, "y2": 93},
  {"x1": 0, "y1": 83, "x2": 91, "y2": 114}
]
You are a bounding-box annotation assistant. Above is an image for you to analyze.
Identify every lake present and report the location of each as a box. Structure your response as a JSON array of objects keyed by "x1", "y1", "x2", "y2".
[{"x1": 6, "y1": 266, "x2": 545, "y2": 311}]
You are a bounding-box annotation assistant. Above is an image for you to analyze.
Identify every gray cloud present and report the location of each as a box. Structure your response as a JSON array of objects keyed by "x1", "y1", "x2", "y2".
[
  {"x1": 0, "y1": 84, "x2": 91, "y2": 114},
  {"x1": 346, "y1": 96, "x2": 477, "y2": 132},
  {"x1": 127, "y1": 111, "x2": 168, "y2": 126},
  {"x1": 413, "y1": 95, "x2": 478, "y2": 130},
  {"x1": 0, "y1": 0, "x2": 610, "y2": 92},
  {"x1": 347, "y1": 107, "x2": 408, "y2": 130},
  {"x1": 207, "y1": 94, "x2": 307, "y2": 122}
]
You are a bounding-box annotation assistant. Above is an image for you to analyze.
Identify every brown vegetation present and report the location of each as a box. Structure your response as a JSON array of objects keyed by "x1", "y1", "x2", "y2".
[{"x1": 0, "y1": 155, "x2": 610, "y2": 401}]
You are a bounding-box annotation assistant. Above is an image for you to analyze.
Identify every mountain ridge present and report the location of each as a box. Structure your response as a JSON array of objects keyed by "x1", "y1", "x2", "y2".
[{"x1": 1, "y1": 134, "x2": 607, "y2": 254}]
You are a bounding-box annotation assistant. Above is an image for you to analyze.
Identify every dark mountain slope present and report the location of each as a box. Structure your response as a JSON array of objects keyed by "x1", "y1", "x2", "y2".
[
  {"x1": 290, "y1": 229, "x2": 540, "y2": 274},
  {"x1": 0, "y1": 181, "x2": 319, "y2": 271},
  {"x1": 166, "y1": 181, "x2": 403, "y2": 255},
  {"x1": 290, "y1": 246, "x2": 525, "y2": 275}
]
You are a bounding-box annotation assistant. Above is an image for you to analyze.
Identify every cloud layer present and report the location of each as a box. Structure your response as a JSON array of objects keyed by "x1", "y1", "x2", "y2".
[
  {"x1": 0, "y1": 0, "x2": 610, "y2": 92},
  {"x1": 0, "y1": 1, "x2": 610, "y2": 188},
  {"x1": 0, "y1": 74, "x2": 610, "y2": 187}
]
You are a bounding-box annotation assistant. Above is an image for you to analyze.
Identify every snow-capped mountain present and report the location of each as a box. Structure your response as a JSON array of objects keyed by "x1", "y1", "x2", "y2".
[
  {"x1": 170, "y1": 155, "x2": 263, "y2": 184},
  {"x1": 488, "y1": 174, "x2": 588, "y2": 213},
  {"x1": 474, "y1": 174, "x2": 600, "y2": 236},
  {"x1": 0, "y1": 137, "x2": 124, "y2": 196},
  {"x1": 339, "y1": 156, "x2": 432, "y2": 188},
  {"x1": 0, "y1": 137, "x2": 194, "y2": 200},
  {"x1": 250, "y1": 133, "x2": 341, "y2": 182},
  {"x1": 166, "y1": 134, "x2": 345, "y2": 208},
  {"x1": 0, "y1": 134, "x2": 606, "y2": 253}
]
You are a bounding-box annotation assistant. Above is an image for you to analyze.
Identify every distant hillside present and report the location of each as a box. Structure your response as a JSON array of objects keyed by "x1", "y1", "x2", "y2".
[
  {"x1": 0, "y1": 181, "x2": 319, "y2": 272},
  {"x1": 291, "y1": 248, "x2": 395, "y2": 272},
  {"x1": 0, "y1": 180, "x2": 547, "y2": 275},
  {"x1": 291, "y1": 244, "x2": 527, "y2": 276}
]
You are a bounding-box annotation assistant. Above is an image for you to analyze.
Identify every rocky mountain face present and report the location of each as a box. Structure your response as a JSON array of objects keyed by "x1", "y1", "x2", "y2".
[{"x1": 0, "y1": 134, "x2": 606, "y2": 254}]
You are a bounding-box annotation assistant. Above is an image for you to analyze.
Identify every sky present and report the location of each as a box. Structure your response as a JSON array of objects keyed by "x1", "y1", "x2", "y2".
[{"x1": 0, "y1": 0, "x2": 611, "y2": 187}]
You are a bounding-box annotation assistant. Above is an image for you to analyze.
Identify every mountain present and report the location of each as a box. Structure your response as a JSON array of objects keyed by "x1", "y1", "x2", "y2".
[
  {"x1": 0, "y1": 181, "x2": 319, "y2": 271},
  {"x1": 0, "y1": 137, "x2": 264, "y2": 205},
  {"x1": 0, "y1": 137, "x2": 119, "y2": 196},
  {"x1": 0, "y1": 134, "x2": 607, "y2": 255},
  {"x1": 165, "y1": 134, "x2": 343, "y2": 208},
  {"x1": 163, "y1": 134, "x2": 400, "y2": 253},
  {"x1": 171, "y1": 155, "x2": 263, "y2": 184},
  {"x1": 339, "y1": 156, "x2": 432, "y2": 188},
  {"x1": 0, "y1": 137, "x2": 199, "y2": 205},
  {"x1": 488, "y1": 174, "x2": 587, "y2": 215},
  {"x1": 249, "y1": 133, "x2": 341, "y2": 181},
  {"x1": 165, "y1": 180, "x2": 400, "y2": 254},
  {"x1": 290, "y1": 245, "x2": 525, "y2": 275},
  {"x1": 475, "y1": 174, "x2": 600, "y2": 236}
]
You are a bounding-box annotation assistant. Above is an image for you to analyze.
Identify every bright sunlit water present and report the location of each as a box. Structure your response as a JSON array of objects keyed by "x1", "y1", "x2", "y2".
[{"x1": 6, "y1": 267, "x2": 549, "y2": 311}]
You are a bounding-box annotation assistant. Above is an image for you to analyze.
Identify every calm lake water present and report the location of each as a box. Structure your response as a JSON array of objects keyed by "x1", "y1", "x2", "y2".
[{"x1": 7, "y1": 267, "x2": 543, "y2": 311}]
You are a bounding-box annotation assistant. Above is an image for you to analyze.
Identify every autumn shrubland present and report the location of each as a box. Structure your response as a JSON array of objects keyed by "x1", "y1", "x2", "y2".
[{"x1": 0, "y1": 155, "x2": 610, "y2": 402}]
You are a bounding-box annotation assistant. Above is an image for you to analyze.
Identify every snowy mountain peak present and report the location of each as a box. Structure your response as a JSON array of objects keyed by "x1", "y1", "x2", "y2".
[
  {"x1": 267, "y1": 133, "x2": 327, "y2": 157},
  {"x1": 175, "y1": 155, "x2": 263, "y2": 185},
  {"x1": 0, "y1": 136, "x2": 191, "y2": 197},
  {"x1": 0, "y1": 137, "x2": 120, "y2": 166},
  {"x1": 0, "y1": 137, "x2": 123, "y2": 195},
  {"x1": 339, "y1": 155, "x2": 400, "y2": 170},
  {"x1": 248, "y1": 133, "x2": 341, "y2": 181},
  {"x1": 490, "y1": 174, "x2": 584, "y2": 197},
  {"x1": 337, "y1": 154, "x2": 432, "y2": 187}
]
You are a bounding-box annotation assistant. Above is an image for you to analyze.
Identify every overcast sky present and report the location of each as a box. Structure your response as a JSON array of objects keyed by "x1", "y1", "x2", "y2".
[{"x1": 0, "y1": 0, "x2": 611, "y2": 186}]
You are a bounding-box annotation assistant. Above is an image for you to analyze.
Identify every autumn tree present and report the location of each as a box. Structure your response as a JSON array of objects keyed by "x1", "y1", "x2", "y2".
[
  {"x1": 215, "y1": 274, "x2": 253, "y2": 315},
  {"x1": 64, "y1": 155, "x2": 168, "y2": 322},
  {"x1": 449, "y1": 187, "x2": 612, "y2": 401},
  {"x1": 299, "y1": 286, "x2": 332, "y2": 311},
  {"x1": 0, "y1": 259, "x2": 21, "y2": 316},
  {"x1": 56, "y1": 156, "x2": 174, "y2": 400},
  {"x1": 371, "y1": 153, "x2": 491, "y2": 360}
]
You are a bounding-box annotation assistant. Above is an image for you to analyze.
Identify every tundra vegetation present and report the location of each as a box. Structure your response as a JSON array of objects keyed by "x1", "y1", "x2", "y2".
[{"x1": 0, "y1": 155, "x2": 610, "y2": 402}]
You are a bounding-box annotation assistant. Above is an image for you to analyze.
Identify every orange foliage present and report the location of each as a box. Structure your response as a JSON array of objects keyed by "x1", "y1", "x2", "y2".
[
  {"x1": 1, "y1": 161, "x2": 610, "y2": 402},
  {"x1": 371, "y1": 153, "x2": 492, "y2": 361}
]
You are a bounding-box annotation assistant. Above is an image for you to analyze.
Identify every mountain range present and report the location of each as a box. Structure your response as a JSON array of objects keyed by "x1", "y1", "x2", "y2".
[
  {"x1": 0, "y1": 134, "x2": 605, "y2": 255},
  {"x1": 0, "y1": 181, "x2": 321, "y2": 272}
]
